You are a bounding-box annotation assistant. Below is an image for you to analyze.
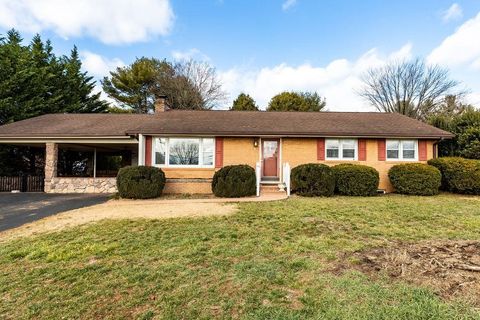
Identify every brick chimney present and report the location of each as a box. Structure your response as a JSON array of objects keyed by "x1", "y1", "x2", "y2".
[{"x1": 154, "y1": 95, "x2": 169, "y2": 113}]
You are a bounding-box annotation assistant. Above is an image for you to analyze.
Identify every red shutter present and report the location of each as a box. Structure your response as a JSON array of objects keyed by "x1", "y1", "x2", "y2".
[
  {"x1": 418, "y1": 140, "x2": 427, "y2": 161},
  {"x1": 215, "y1": 137, "x2": 224, "y2": 168},
  {"x1": 145, "y1": 136, "x2": 152, "y2": 166},
  {"x1": 377, "y1": 139, "x2": 386, "y2": 161},
  {"x1": 317, "y1": 138, "x2": 325, "y2": 160},
  {"x1": 358, "y1": 139, "x2": 367, "y2": 161}
]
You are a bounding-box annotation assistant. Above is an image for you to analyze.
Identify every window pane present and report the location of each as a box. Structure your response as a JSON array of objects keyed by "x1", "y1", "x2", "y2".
[
  {"x1": 342, "y1": 140, "x2": 355, "y2": 149},
  {"x1": 327, "y1": 149, "x2": 339, "y2": 158},
  {"x1": 202, "y1": 138, "x2": 214, "y2": 166},
  {"x1": 154, "y1": 138, "x2": 166, "y2": 165},
  {"x1": 326, "y1": 139, "x2": 339, "y2": 149},
  {"x1": 403, "y1": 150, "x2": 415, "y2": 159},
  {"x1": 387, "y1": 140, "x2": 399, "y2": 150},
  {"x1": 387, "y1": 150, "x2": 399, "y2": 159},
  {"x1": 403, "y1": 140, "x2": 415, "y2": 150},
  {"x1": 326, "y1": 139, "x2": 339, "y2": 158},
  {"x1": 169, "y1": 138, "x2": 199, "y2": 165},
  {"x1": 342, "y1": 149, "x2": 355, "y2": 158}
]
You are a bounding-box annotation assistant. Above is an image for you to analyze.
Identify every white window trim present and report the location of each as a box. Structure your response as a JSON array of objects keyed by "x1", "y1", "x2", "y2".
[
  {"x1": 325, "y1": 138, "x2": 358, "y2": 161},
  {"x1": 152, "y1": 137, "x2": 216, "y2": 169},
  {"x1": 386, "y1": 139, "x2": 418, "y2": 161}
]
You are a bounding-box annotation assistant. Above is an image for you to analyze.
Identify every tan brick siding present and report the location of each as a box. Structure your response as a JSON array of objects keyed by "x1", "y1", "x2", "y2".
[
  {"x1": 159, "y1": 138, "x2": 258, "y2": 194},
  {"x1": 282, "y1": 138, "x2": 436, "y2": 192},
  {"x1": 162, "y1": 168, "x2": 215, "y2": 179},
  {"x1": 223, "y1": 137, "x2": 258, "y2": 167},
  {"x1": 159, "y1": 137, "x2": 437, "y2": 194},
  {"x1": 163, "y1": 180, "x2": 212, "y2": 194}
]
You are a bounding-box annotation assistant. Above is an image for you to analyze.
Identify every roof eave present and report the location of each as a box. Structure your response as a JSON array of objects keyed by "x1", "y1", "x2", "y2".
[{"x1": 126, "y1": 131, "x2": 454, "y2": 139}]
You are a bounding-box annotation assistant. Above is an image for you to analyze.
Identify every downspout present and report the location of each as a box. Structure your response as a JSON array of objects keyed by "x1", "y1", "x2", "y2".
[
  {"x1": 93, "y1": 148, "x2": 97, "y2": 192},
  {"x1": 433, "y1": 138, "x2": 444, "y2": 159},
  {"x1": 138, "y1": 134, "x2": 145, "y2": 165}
]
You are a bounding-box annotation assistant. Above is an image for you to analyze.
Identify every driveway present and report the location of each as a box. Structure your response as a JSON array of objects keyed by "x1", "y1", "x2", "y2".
[{"x1": 0, "y1": 193, "x2": 110, "y2": 232}]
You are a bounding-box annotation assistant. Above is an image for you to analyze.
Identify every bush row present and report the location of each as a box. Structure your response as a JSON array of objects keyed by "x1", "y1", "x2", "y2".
[
  {"x1": 116, "y1": 158, "x2": 479, "y2": 199},
  {"x1": 292, "y1": 163, "x2": 444, "y2": 197},
  {"x1": 428, "y1": 157, "x2": 480, "y2": 195},
  {"x1": 291, "y1": 163, "x2": 380, "y2": 197},
  {"x1": 116, "y1": 164, "x2": 257, "y2": 199}
]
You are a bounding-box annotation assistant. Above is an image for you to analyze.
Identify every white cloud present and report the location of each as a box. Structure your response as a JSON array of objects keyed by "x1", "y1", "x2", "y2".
[
  {"x1": 466, "y1": 92, "x2": 480, "y2": 106},
  {"x1": 388, "y1": 43, "x2": 413, "y2": 61},
  {"x1": 442, "y1": 3, "x2": 463, "y2": 22},
  {"x1": 428, "y1": 12, "x2": 480, "y2": 68},
  {"x1": 282, "y1": 0, "x2": 297, "y2": 11},
  {"x1": 80, "y1": 52, "x2": 125, "y2": 107},
  {"x1": 171, "y1": 48, "x2": 210, "y2": 61},
  {"x1": 0, "y1": 0, "x2": 174, "y2": 44},
  {"x1": 219, "y1": 44, "x2": 412, "y2": 111},
  {"x1": 80, "y1": 51, "x2": 125, "y2": 78}
]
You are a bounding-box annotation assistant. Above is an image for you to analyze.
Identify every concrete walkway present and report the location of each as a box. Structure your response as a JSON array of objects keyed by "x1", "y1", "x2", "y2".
[{"x1": 132, "y1": 192, "x2": 288, "y2": 204}]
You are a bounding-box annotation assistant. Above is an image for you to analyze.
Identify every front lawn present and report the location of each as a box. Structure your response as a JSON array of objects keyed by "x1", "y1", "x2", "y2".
[{"x1": 1, "y1": 194, "x2": 480, "y2": 319}]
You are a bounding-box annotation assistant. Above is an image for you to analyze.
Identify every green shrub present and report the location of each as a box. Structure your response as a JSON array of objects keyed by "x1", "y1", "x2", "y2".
[
  {"x1": 428, "y1": 157, "x2": 480, "y2": 195},
  {"x1": 291, "y1": 163, "x2": 335, "y2": 197},
  {"x1": 212, "y1": 165, "x2": 256, "y2": 197},
  {"x1": 116, "y1": 166, "x2": 165, "y2": 199},
  {"x1": 333, "y1": 164, "x2": 379, "y2": 196},
  {"x1": 388, "y1": 163, "x2": 441, "y2": 196}
]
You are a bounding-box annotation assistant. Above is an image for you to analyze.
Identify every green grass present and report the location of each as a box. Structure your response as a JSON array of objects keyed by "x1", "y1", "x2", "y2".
[{"x1": 1, "y1": 194, "x2": 480, "y2": 319}]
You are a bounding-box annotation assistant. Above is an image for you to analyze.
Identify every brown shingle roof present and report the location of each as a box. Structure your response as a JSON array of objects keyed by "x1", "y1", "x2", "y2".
[{"x1": 0, "y1": 111, "x2": 453, "y2": 139}]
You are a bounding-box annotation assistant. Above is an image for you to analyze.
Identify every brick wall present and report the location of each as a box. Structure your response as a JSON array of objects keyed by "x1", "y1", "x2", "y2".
[
  {"x1": 143, "y1": 136, "x2": 436, "y2": 194},
  {"x1": 163, "y1": 179, "x2": 212, "y2": 194},
  {"x1": 282, "y1": 138, "x2": 436, "y2": 192}
]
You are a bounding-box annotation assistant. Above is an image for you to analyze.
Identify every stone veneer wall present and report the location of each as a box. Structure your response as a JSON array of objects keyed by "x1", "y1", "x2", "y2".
[{"x1": 46, "y1": 177, "x2": 117, "y2": 193}]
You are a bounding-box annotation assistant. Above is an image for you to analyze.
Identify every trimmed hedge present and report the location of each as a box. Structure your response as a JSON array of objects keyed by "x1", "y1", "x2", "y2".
[
  {"x1": 428, "y1": 157, "x2": 480, "y2": 195},
  {"x1": 333, "y1": 164, "x2": 379, "y2": 196},
  {"x1": 212, "y1": 165, "x2": 256, "y2": 197},
  {"x1": 388, "y1": 163, "x2": 441, "y2": 196},
  {"x1": 116, "y1": 166, "x2": 165, "y2": 199},
  {"x1": 291, "y1": 163, "x2": 335, "y2": 197}
]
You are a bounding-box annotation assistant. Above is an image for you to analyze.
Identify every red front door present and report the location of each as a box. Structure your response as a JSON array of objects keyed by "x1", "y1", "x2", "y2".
[{"x1": 262, "y1": 139, "x2": 279, "y2": 179}]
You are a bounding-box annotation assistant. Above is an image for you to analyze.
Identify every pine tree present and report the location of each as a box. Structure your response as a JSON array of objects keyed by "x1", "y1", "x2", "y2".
[
  {"x1": 0, "y1": 29, "x2": 108, "y2": 125},
  {"x1": 61, "y1": 46, "x2": 109, "y2": 113},
  {"x1": 231, "y1": 93, "x2": 258, "y2": 111}
]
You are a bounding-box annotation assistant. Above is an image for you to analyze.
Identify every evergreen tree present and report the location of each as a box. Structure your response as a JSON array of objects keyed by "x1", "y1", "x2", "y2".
[
  {"x1": 231, "y1": 93, "x2": 258, "y2": 111},
  {"x1": 102, "y1": 57, "x2": 164, "y2": 113},
  {"x1": 0, "y1": 29, "x2": 108, "y2": 125},
  {"x1": 61, "y1": 46, "x2": 109, "y2": 113}
]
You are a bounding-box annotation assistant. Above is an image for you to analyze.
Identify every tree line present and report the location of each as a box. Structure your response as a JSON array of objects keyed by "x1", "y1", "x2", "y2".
[{"x1": 102, "y1": 56, "x2": 327, "y2": 113}]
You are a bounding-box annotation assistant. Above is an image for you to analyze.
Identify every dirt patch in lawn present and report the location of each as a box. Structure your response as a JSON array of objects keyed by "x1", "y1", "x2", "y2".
[
  {"x1": 0, "y1": 200, "x2": 237, "y2": 242},
  {"x1": 335, "y1": 241, "x2": 480, "y2": 306}
]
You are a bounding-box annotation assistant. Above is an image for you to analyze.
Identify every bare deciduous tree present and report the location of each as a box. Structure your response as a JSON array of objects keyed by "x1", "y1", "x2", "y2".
[
  {"x1": 169, "y1": 141, "x2": 199, "y2": 165},
  {"x1": 171, "y1": 60, "x2": 227, "y2": 110},
  {"x1": 359, "y1": 59, "x2": 464, "y2": 120}
]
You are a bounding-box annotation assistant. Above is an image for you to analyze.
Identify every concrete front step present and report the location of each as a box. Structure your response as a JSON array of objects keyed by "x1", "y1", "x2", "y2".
[{"x1": 260, "y1": 184, "x2": 286, "y2": 194}]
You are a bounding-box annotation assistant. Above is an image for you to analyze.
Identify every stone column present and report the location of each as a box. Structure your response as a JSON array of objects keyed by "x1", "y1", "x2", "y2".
[{"x1": 44, "y1": 142, "x2": 58, "y2": 192}]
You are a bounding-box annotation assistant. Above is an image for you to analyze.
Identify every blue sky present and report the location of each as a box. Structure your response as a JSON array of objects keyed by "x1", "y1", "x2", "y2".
[{"x1": 1, "y1": 0, "x2": 480, "y2": 110}]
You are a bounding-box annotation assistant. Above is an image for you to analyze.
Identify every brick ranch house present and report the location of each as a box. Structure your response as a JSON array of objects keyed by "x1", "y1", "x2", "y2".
[{"x1": 0, "y1": 98, "x2": 453, "y2": 195}]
